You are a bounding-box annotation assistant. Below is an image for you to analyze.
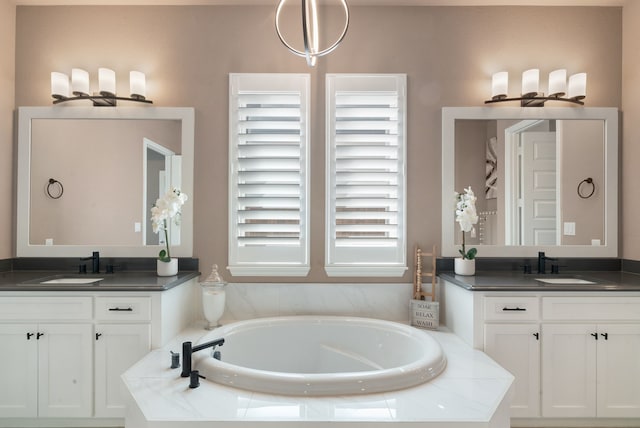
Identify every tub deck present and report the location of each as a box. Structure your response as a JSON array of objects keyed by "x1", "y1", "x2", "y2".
[{"x1": 122, "y1": 323, "x2": 513, "y2": 428}]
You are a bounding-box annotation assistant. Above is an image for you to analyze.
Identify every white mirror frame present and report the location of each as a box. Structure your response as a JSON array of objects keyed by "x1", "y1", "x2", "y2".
[
  {"x1": 442, "y1": 106, "x2": 618, "y2": 258},
  {"x1": 16, "y1": 106, "x2": 195, "y2": 258}
]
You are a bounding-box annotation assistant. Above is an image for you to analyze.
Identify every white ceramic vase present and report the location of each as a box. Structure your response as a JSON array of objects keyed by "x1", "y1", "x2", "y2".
[
  {"x1": 454, "y1": 258, "x2": 475, "y2": 276},
  {"x1": 157, "y1": 258, "x2": 178, "y2": 277}
]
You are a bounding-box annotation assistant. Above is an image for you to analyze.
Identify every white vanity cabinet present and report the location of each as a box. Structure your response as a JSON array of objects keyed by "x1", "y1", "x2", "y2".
[
  {"x1": 482, "y1": 296, "x2": 541, "y2": 418},
  {"x1": 0, "y1": 278, "x2": 197, "y2": 427},
  {"x1": 94, "y1": 296, "x2": 152, "y2": 418},
  {"x1": 0, "y1": 323, "x2": 38, "y2": 417},
  {"x1": 541, "y1": 297, "x2": 640, "y2": 418},
  {"x1": 0, "y1": 297, "x2": 94, "y2": 418},
  {"x1": 484, "y1": 323, "x2": 540, "y2": 417},
  {"x1": 442, "y1": 280, "x2": 640, "y2": 425}
]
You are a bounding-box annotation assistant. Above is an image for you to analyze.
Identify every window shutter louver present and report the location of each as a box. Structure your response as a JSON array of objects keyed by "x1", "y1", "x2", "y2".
[
  {"x1": 326, "y1": 75, "x2": 407, "y2": 277},
  {"x1": 229, "y1": 74, "x2": 310, "y2": 276}
]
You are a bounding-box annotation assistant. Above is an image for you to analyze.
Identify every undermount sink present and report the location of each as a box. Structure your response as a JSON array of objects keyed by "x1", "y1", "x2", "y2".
[
  {"x1": 535, "y1": 277, "x2": 596, "y2": 285},
  {"x1": 39, "y1": 277, "x2": 104, "y2": 284}
]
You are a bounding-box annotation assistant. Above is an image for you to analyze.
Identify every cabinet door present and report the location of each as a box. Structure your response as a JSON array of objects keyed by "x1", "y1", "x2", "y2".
[
  {"x1": 597, "y1": 324, "x2": 640, "y2": 417},
  {"x1": 94, "y1": 323, "x2": 151, "y2": 417},
  {"x1": 0, "y1": 324, "x2": 38, "y2": 417},
  {"x1": 484, "y1": 323, "x2": 540, "y2": 418},
  {"x1": 38, "y1": 323, "x2": 93, "y2": 417},
  {"x1": 541, "y1": 323, "x2": 597, "y2": 418}
]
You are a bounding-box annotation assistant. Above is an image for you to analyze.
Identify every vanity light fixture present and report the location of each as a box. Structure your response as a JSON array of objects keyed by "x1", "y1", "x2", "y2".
[
  {"x1": 485, "y1": 68, "x2": 586, "y2": 107},
  {"x1": 51, "y1": 68, "x2": 153, "y2": 106},
  {"x1": 275, "y1": 0, "x2": 350, "y2": 67}
]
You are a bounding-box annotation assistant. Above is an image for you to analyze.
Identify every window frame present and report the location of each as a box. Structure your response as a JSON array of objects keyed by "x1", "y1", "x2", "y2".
[
  {"x1": 325, "y1": 73, "x2": 408, "y2": 277},
  {"x1": 228, "y1": 73, "x2": 310, "y2": 277}
]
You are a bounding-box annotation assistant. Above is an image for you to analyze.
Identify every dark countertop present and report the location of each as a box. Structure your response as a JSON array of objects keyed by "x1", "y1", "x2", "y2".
[
  {"x1": 439, "y1": 270, "x2": 640, "y2": 292},
  {"x1": 0, "y1": 270, "x2": 200, "y2": 292}
]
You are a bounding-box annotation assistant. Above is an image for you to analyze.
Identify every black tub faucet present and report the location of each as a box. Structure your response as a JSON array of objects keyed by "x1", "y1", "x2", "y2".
[
  {"x1": 81, "y1": 251, "x2": 100, "y2": 274},
  {"x1": 181, "y1": 338, "x2": 225, "y2": 379}
]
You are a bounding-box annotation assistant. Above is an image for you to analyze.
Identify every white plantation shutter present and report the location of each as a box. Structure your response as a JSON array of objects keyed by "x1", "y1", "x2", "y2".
[
  {"x1": 325, "y1": 74, "x2": 407, "y2": 276},
  {"x1": 228, "y1": 74, "x2": 310, "y2": 276}
]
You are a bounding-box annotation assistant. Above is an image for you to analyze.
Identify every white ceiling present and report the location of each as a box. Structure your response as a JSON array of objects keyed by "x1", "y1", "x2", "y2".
[{"x1": 10, "y1": 0, "x2": 628, "y2": 6}]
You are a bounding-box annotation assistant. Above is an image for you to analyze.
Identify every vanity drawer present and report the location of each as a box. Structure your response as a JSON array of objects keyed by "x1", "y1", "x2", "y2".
[
  {"x1": 95, "y1": 296, "x2": 151, "y2": 321},
  {"x1": 0, "y1": 296, "x2": 92, "y2": 320},
  {"x1": 484, "y1": 296, "x2": 540, "y2": 321},
  {"x1": 542, "y1": 297, "x2": 640, "y2": 321}
]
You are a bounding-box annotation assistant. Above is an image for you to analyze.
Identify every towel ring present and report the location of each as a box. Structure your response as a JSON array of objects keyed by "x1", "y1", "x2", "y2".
[
  {"x1": 46, "y1": 178, "x2": 64, "y2": 199},
  {"x1": 577, "y1": 177, "x2": 595, "y2": 199}
]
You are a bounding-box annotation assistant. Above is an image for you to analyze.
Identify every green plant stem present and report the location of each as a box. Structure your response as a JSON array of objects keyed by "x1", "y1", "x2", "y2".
[
  {"x1": 461, "y1": 230, "x2": 466, "y2": 259},
  {"x1": 163, "y1": 219, "x2": 171, "y2": 261}
]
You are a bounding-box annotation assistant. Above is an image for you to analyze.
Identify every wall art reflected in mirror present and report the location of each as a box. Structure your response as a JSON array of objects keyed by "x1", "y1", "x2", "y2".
[
  {"x1": 442, "y1": 107, "x2": 618, "y2": 258},
  {"x1": 17, "y1": 107, "x2": 195, "y2": 257}
]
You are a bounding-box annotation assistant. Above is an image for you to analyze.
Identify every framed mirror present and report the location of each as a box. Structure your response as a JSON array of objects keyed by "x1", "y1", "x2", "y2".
[
  {"x1": 442, "y1": 107, "x2": 618, "y2": 258},
  {"x1": 16, "y1": 106, "x2": 195, "y2": 257}
]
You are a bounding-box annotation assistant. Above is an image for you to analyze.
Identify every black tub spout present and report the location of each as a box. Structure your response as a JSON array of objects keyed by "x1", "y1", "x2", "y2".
[{"x1": 181, "y1": 338, "x2": 225, "y2": 378}]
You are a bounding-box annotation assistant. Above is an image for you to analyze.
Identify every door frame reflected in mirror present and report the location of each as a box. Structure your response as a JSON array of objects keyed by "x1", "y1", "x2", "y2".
[
  {"x1": 441, "y1": 107, "x2": 618, "y2": 258},
  {"x1": 16, "y1": 106, "x2": 195, "y2": 258}
]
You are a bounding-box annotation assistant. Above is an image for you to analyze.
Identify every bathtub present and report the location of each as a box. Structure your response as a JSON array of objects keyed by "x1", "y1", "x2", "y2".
[{"x1": 193, "y1": 316, "x2": 446, "y2": 396}]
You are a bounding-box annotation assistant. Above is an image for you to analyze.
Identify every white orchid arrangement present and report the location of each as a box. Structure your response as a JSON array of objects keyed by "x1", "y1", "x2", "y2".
[
  {"x1": 454, "y1": 186, "x2": 479, "y2": 260},
  {"x1": 150, "y1": 188, "x2": 188, "y2": 262}
]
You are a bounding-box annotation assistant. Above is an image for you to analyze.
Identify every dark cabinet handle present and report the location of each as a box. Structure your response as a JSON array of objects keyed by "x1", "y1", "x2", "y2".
[
  {"x1": 502, "y1": 307, "x2": 526, "y2": 311},
  {"x1": 601, "y1": 332, "x2": 608, "y2": 340},
  {"x1": 96, "y1": 333, "x2": 102, "y2": 340},
  {"x1": 27, "y1": 332, "x2": 34, "y2": 340},
  {"x1": 36, "y1": 332, "x2": 44, "y2": 339},
  {"x1": 108, "y1": 307, "x2": 133, "y2": 312},
  {"x1": 533, "y1": 332, "x2": 539, "y2": 340},
  {"x1": 591, "y1": 332, "x2": 598, "y2": 340}
]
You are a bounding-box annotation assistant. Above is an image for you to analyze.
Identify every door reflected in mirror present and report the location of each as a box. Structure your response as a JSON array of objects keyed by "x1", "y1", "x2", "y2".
[
  {"x1": 455, "y1": 118, "x2": 604, "y2": 247},
  {"x1": 144, "y1": 138, "x2": 182, "y2": 246}
]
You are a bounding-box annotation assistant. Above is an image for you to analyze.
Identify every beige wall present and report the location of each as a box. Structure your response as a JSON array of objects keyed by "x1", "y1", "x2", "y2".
[
  {"x1": 1, "y1": 2, "x2": 15, "y2": 259},
  {"x1": 623, "y1": 1, "x2": 640, "y2": 260},
  {"x1": 14, "y1": 6, "x2": 622, "y2": 280}
]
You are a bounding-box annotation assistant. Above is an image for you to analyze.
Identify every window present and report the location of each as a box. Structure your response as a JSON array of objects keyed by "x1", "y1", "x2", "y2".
[
  {"x1": 325, "y1": 74, "x2": 407, "y2": 277},
  {"x1": 228, "y1": 74, "x2": 310, "y2": 276}
]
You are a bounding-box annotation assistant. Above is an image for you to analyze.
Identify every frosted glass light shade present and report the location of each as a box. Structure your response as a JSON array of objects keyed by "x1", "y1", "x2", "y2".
[
  {"x1": 130, "y1": 71, "x2": 146, "y2": 99},
  {"x1": 71, "y1": 68, "x2": 90, "y2": 96},
  {"x1": 568, "y1": 72, "x2": 587, "y2": 100},
  {"x1": 51, "y1": 72, "x2": 69, "y2": 99},
  {"x1": 521, "y1": 69, "x2": 539, "y2": 97},
  {"x1": 548, "y1": 69, "x2": 567, "y2": 97},
  {"x1": 491, "y1": 71, "x2": 509, "y2": 99},
  {"x1": 98, "y1": 68, "x2": 116, "y2": 96}
]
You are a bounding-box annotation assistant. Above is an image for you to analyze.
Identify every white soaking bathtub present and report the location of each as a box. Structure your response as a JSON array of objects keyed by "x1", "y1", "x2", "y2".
[{"x1": 192, "y1": 315, "x2": 447, "y2": 396}]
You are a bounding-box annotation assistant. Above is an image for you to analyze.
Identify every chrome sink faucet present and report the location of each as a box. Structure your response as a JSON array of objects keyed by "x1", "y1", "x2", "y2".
[{"x1": 537, "y1": 251, "x2": 557, "y2": 274}]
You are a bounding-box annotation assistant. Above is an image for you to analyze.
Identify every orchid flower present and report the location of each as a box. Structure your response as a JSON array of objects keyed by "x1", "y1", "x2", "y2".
[
  {"x1": 151, "y1": 188, "x2": 188, "y2": 262},
  {"x1": 454, "y1": 187, "x2": 478, "y2": 260}
]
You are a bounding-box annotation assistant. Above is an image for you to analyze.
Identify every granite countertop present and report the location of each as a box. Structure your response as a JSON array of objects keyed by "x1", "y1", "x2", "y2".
[
  {"x1": 0, "y1": 270, "x2": 200, "y2": 292},
  {"x1": 439, "y1": 270, "x2": 640, "y2": 292}
]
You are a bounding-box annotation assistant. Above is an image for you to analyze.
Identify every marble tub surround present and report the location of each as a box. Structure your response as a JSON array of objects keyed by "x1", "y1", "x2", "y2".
[
  {"x1": 220, "y1": 282, "x2": 417, "y2": 323},
  {"x1": 122, "y1": 325, "x2": 513, "y2": 428}
]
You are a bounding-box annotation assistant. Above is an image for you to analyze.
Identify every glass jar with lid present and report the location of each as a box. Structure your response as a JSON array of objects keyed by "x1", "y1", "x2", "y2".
[{"x1": 201, "y1": 264, "x2": 227, "y2": 330}]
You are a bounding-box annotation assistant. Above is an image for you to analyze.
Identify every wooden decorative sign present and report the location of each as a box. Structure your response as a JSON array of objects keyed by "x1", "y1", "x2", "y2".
[{"x1": 410, "y1": 245, "x2": 439, "y2": 330}]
